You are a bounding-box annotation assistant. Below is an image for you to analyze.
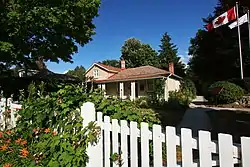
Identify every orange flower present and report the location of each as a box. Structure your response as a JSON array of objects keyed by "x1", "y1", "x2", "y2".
[
  {"x1": 20, "y1": 148, "x2": 29, "y2": 157},
  {"x1": 3, "y1": 163, "x2": 13, "y2": 167},
  {"x1": 44, "y1": 128, "x2": 50, "y2": 134},
  {"x1": 52, "y1": 131, "x2": 57, "y2": 136},
  {"x1": 6, "y1": 130, "x2": 11, "y2": 135},
  {"x1": 6, "y1": 139, "x2": 11, "y2": 143},
  {"x1": 0, "y1": 132, "x2": 3, "y2": 138},
  {"x1": 15, "y1": 138, "x2": 22, "y2": 144},
  {"x1": 0, "y1": 144, "x2": 8, "y2": 151},
  {"x1": 21, "y1": 140, "x2": 27, "y2": 146}
]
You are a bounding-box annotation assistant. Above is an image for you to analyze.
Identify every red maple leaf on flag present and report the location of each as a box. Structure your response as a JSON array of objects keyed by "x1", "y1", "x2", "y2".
[{"x1": 215, "y1": 16, "x2": 226, "y2": 25}]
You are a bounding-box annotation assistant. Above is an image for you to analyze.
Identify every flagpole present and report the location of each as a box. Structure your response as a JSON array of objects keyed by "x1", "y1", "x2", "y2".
[
  {"x1": 236, "y1": 2, "x2": 244, "y2": 79},
  {"x1": 248, "y1": 10, "x2": 250, "y2": 49}
]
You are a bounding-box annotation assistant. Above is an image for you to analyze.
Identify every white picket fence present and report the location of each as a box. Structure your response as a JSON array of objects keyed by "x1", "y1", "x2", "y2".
[
  {"x1": 1, "y1": 101, "x2": 250, "y2": 167},
  {"x1": 0, "y1": 98, "x2": 22, "y2": 130},
  {"x1": 81, "y1": 102, "x2": 250, "y2": 167}
]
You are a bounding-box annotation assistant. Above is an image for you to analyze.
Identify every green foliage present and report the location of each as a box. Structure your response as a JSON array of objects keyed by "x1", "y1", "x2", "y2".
[
  {"x1": 110, "y1": 152, "x2": 123, "y2": 166},
  {"x1": 120, "y1": 38, "x2": 158, "y2": 68},
  {"x1": 0, "y1": 0, "x2": 100, "y2": 71},
  {"x1": 134, "y1": 97, "x2": 150, "y2": 109},
  {"x1": 180, "y1": 79, "x2": 197, "y2": 99},
  {"x1": 2, "y1": 84, "x2": 100, "y2": 166},
  {"x1": 206, "y1": 81, "x2": 244, "y2": 104},
  {"x1": 188, "y1": 0, "x2": 250, "y2": 85},
  {"x1": 1, "y1": 83, "x2": 161, "y2": 166},
  {"x1": 228, "y1": 77, "x2": 250, "y2": 94},
  {"x1": 168, "y1": 91, "x2": 191, "y2": 109},
  {"x1": 66, "y1": 66, "x2": 86, "y2": 81},
  {"x1": 158, "y1": 32, "x2": 186, "y2": 77},
  {"x1": 147, "y1": 79, "x2": 166, "y2": 105},
  {"x1": 167, "y1": 79, "x2": 197, "y2": 108},
  {"x1": 101, "y1": 60, "x2": 120, "y2": 68}
]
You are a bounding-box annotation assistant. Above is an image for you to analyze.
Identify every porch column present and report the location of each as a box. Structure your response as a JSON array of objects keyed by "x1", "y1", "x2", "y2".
[
  {"x1": 102, "y1": 84, "x2": 106, "y2": 96},
  {"x1": 130, "y1": 81, "x2": 136, "y2": 101},
  {"x1": 119, "y1": 82, "x2": 124, "y2": 99},
  {"x1": 98, "y1": 84, "x2": 102, "y2": 89}
]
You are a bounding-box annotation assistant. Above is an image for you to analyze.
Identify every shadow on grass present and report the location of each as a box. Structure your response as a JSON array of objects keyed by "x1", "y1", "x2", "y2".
[
  {"x1": 207, "y1": 108, "x2": 250, "y2": 143},
  {"x1": 152, "y1": 105, "x2": 187, "y2": 128}
]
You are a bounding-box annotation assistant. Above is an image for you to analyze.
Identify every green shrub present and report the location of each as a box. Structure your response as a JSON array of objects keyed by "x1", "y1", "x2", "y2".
[
  {"x1": 166, "y1": 79, "x2": 197, "y2": 109},
  {"x1": 206, "y1": 81, "x2": 244, "y2": 104},
  {"x1": 1, "y1": 84, "x2": 99, "y2": 166},
  {"x1": 228, "y1": 77, "x2": 250, "y2": 94},
  {"x1": 168, "y1": 90, "x2": 192, "y2": 109},
  {"x1": 180, "y1": 78, "x2": 197, "y2": 99},
  {"x1": 134, "y1": 97, "x2": 150, "y2": 109}
]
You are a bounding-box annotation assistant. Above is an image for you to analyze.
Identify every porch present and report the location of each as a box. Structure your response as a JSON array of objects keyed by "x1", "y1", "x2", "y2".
[{"x1": 97, "y1": 79, "x2": 156, "y2": 101}]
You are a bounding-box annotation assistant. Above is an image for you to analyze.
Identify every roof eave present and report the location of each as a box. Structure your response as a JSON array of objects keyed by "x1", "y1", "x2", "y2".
[
  {"x1": 93, "y1": 75, "x2": 169, "y2": 83},
  {"x1": 168, "y1": 73, "x2": 182, "y2": 80}
]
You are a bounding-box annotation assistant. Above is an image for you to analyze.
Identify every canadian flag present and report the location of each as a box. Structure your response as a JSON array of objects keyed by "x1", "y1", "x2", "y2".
[{"x1": 206, "y1": 7, "x2": 236, "y2": 31}]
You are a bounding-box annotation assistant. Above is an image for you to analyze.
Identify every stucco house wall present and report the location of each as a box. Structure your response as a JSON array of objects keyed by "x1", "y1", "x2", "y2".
[{"x1": 164, "y1": 77, "x2": 181, "y2": 101}]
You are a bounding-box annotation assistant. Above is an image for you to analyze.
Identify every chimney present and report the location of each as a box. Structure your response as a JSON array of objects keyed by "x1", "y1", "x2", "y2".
[
  {"x1": 121, "y1": 60, "x2": 126, "y2": 70},
  {"x1": 169, "y1": 62, "x2": 174, "y2": 74}
]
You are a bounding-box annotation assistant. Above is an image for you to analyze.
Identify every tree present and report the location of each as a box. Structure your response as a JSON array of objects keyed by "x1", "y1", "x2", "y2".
[
  {"x1": 66, "y1": 66, "x2": 86, "y2": 81},
  {"x1": 0, "y1": 0, "x2": 100, "y2": 73},
  {"x1": 101, "y1": 59, "x2": 120, "y2": 68},
  {"x1": 188, "y1": 0, "x2": 250, "y2": 92},
  {"x1": 120, "y1": 38, "x2": 158, "y2": 68},
  {"x1": 158, "y1": 32, "x2": 186, "y2": 77}
]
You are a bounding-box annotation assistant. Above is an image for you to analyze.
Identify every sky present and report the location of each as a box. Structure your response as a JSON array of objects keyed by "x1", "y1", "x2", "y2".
[{"x1": 46, "y1": 0, "x2": 218, "y2": 74}]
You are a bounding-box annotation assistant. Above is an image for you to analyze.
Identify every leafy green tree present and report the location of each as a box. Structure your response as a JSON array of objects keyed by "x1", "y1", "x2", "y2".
[
  {"x1": 120, "y1": 38, "x2": 158, "y2": 68},
  {"x1": 101, "y1": 59, "x2": 120, "y2": 68},
  {"x1": 158, "y1": 32, "x2": 186, "y2": 77},
  {"x1": 0, "y1": 0, "x2": 100, "y2": 73},
  {"x1": 66, "y1": 66, "x2": 86, "y2": 81},
  {"x1": 188, "y1": 0, "x2": 250, "y2": 85}
]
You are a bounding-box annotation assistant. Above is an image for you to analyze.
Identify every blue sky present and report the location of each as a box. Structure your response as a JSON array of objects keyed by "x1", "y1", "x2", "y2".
[{"x1": 46, "y1": 0, "x2": 217, "y2": 74}]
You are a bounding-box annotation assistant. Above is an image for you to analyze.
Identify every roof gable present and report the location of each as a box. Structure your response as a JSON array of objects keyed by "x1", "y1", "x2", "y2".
[{"x1": 85, "y1": 63, "x2": 121, "y2": 74}]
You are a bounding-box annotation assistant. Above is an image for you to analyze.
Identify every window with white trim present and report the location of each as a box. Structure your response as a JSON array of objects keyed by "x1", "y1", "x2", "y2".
[{"x1": 94, "y1": 69, "x2": 99, "y2": 78}]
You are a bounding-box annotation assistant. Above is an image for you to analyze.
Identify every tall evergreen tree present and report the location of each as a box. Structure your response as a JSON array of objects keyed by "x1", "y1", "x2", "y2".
[
  {"x1": 188, "y1": 0, "x2": 250, "y2": 93},
  {"x1": 158, "y1": 32, "x2": 186, "y2": 77},
  {"x1": 120, "y1": 38, "x2": 158, "y2": 68}
]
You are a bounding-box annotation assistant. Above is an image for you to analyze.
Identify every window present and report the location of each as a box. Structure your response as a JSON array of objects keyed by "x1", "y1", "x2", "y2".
[
  {"x1": 140, "y1": 83, "x2": 145, "y2": 91},
  {"x1": 94, "y1": 69, "x2": 99, "y2": 78},
  {"x1": 147, "y1": 80, "x2": 154, "y2": 91}
]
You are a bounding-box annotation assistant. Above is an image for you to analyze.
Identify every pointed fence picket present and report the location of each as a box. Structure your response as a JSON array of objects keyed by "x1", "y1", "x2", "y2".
[
  {"x1": 81, "y1": 102, "x2": 250, "y2": 167},
  {"x1": 2, "y1": 101, "x2": 250, "y2": 167}
]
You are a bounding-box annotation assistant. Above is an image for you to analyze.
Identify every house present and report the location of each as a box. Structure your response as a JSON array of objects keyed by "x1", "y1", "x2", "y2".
[{"x1": 85, "y1": 60, "x2": 181, "y2": 101}]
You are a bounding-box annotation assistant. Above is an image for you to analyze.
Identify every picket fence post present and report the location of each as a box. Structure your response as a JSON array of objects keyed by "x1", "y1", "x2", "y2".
[{"x1": 81, "y1": 102, "x2": 102, "y2": 167}]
